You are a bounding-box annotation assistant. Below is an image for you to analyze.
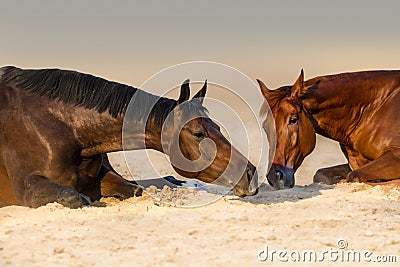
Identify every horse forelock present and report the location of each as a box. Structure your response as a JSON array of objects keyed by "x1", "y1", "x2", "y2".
[
  {"x1": 183, "y1": 99, "x2": 209, "y2": 115},
  {"x1": 260, "y1": 86, "x2": 292, "y2": 117}
]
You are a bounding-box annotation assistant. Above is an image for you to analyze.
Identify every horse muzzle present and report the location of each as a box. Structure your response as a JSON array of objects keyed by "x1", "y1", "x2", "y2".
[
  {"x1": 232, "y1": 165, "x2": 259, "y2": 197},
  {"x1": 267, "y1": 164, "x2": 295, "y2": 190}
]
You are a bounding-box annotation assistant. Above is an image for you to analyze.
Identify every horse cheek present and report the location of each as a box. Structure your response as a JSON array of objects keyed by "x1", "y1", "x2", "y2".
[
  {"x1": 301, "y1": 120, "x2": 316, "y2": 156},
  {"x1": 290, "y1": 126, "x2": 298, "y2": 148}
]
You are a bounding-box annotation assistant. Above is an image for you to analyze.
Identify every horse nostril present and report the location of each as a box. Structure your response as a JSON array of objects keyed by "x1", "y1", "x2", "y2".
[
  {"x1": 276, "y1": 170, "x2": 284, "y2": 182},
  {"x1": 247, "y1": 168, "x2": 255, "y2": 183},
  {"x1": 246, "y1": 169, "x2": 251, "y2": 183}
]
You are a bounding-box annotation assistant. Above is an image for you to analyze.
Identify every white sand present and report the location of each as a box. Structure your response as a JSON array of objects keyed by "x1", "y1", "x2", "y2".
[{"x1": 1, "y1": 136, "x2": 400, "y2": 266}]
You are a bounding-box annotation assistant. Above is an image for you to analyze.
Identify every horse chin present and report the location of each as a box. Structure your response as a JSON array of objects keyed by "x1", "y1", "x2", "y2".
[
  {"x1": 232, "y1": 186, "x2": 258, "y2": 197},
  {"x1": 267, "y1": 175, "x2": 276, "y2": 187}
]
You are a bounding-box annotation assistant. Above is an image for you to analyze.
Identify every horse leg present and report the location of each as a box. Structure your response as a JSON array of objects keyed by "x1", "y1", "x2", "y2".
[
  {"x1": 5, "y1": 153, "x2": 90, "y2": 208},
  {"x1": 21, "y1": 175, "x2": 85, "y2": 208},
  {"x1": 78, "y1": 154, "x2": 142, "y2": 200},
  {"x1": 365, "y1": 179, "x2": 400, "y2": 186},
  {"x1": 347, "y1": 149, "x2": 400, "y2": 184},
  {"x1": 99, "y1": 154, "x2": 143, "y2": 199},
  {"x1": 312, "y1": 143, "x2": 352, "y2": 185},
  {"x1": 100, "y1": 171, "x2": 143, "y2": 199},
  {"x1": 101, "y1": 153, "x2": 188, "y2": 187},
  {"x1": 313, "y1": 164, "x2": 352, "y2": 184}
]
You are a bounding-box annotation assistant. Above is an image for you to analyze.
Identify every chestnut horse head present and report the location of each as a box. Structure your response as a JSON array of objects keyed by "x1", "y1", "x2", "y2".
[{"x1": 257, "y1": 70, "x2": 316, "y2": 189}]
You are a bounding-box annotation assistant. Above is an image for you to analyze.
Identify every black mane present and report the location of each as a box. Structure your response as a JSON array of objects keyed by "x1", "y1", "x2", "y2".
[
  {"x1": 0, "y1": 66, "x2": 208, "y2": 128},
  {"x1": 0, "y1": 66, "x2": 138, "y2": 118}
]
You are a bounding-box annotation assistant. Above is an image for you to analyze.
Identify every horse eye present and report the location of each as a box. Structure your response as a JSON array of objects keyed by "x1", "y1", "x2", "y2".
[
  {"x1": 289, "y1": 117, "x2": 298, "y2": 125},
  {"x1": 193, "y1": 131, "x2": 206, "y2": 138}
]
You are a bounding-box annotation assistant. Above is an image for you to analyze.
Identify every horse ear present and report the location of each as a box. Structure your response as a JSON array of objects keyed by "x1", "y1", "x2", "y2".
[
  {"x1": 291, "y1": 69, "x2": 306, "y2": 98},
  {"x1": 177, "y1": 79, "x2": 191, "y2": 104},
  {"x1": 256, "y1": 79, "x2": 272, "y2": 99},
  {"x1": 193, "y1": 80, "x2": 207, "y2": 104}
]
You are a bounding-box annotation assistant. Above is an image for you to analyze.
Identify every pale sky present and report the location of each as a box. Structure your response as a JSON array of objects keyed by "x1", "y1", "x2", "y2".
[{"x1": 1, "y1": 0, "x2": 399, "y2": 88}]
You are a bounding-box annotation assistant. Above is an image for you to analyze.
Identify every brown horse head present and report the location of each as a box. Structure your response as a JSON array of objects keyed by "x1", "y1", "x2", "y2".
[
  {"x1": 257, "y1": 70, "x2": 316, "y2": 189},
  {"x1": 160, "y1": 80, "x2": 258, "y2": 197}
]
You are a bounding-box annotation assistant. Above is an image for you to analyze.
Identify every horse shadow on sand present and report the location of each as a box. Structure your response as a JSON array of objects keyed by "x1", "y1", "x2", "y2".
[
  {"x1": 230, "y1": 182, "x2": 334, "y2": 205},
  {"x1": 119, "y1": 176, "x2": 335, "y2": 206}
]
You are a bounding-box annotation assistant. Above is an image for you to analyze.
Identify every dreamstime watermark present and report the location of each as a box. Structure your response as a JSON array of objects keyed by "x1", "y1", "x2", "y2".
[
  {"x1": 257, "y1": 239, "x2": 397, "y2": 263},
  {"x1": 121, "y1": 61, "x2": 276, "y2": 207}
]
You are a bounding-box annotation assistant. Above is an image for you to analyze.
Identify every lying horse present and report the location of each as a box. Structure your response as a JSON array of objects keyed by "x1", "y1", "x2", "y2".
[
  {"x1": 0, "y1": 66, "x2": 257, "y2": 208},
  {"x1": 257, "y1": 70, "x2": 400, "y2": 189}
]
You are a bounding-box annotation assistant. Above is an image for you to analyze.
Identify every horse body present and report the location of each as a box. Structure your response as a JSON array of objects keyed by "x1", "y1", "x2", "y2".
[
  {"x1": 258, "y1": 70, "x2": 400, "y2": 189},
  {"x1": 0, "y1": 79, "x2": 135, "y2": 207},
  {"x1": 0, "y1": 66, "x2": 257, "y2": 208},
  {"x1": 305, "y1": 71, "x2": 400, "y2": 156}
]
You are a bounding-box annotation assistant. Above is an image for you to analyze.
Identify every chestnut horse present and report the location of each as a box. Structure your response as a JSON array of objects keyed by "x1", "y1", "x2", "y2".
[
  {"x1": 0, "y1": 66, "x2": 257, "y2": 208},
  {"x1": 257, "y1": 70, "x2": 400, "y2": 189}
]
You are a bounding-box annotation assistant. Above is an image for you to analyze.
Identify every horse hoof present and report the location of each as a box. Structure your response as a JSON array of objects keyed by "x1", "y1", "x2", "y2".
[
  {"x1": 133, "y1": 185, "x2": 143, "y2": 197},
  {"x1": 57, "y1": 187, "x2": 83, "y2": 208},
  {"x1": 313, "y1": 172, "x2": 342, "y2": 185},
  {"x1": 346, "y1": 171, "x2": 363, "y2": 183},
  {"x1": 79, "y1": 193, "x2": 92, "y2": 206},
  {"x1": 163, "y1": 176, "x2": 185, "y2": 186}
]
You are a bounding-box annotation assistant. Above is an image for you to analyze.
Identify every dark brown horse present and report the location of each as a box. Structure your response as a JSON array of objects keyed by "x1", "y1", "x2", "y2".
[
  {"x1": 0, "y1": 66, "x2": 257, "y2": 208},
  {"x1": 257, "y1": 70, "x2": 400, "y2": 189}
]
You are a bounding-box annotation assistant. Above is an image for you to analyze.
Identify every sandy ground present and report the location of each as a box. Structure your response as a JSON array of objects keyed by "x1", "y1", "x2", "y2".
[{"x1": 1, "y1": 136, "x2": 400, "y2": 266}]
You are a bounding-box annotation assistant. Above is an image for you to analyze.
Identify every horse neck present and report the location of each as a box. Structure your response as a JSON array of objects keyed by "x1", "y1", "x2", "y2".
[
  {"x1": 55, "y1": 92, "x2": 174, "y2": 157},
  {"x1": 301, "y1": 75, "x2": 393, "y2": 144},
  {"x1": 122, "y1": 92, "x2": 176, "y2": 154},
  {"x1": 59, "y1": 107, "x2": 128, "y2": 157},
  {"x1": 68, "y1": 108, "x2": 170, "y2": 157},
  {"x1": 143, "y1": 98, "x2": 176, "y2": 153}
]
